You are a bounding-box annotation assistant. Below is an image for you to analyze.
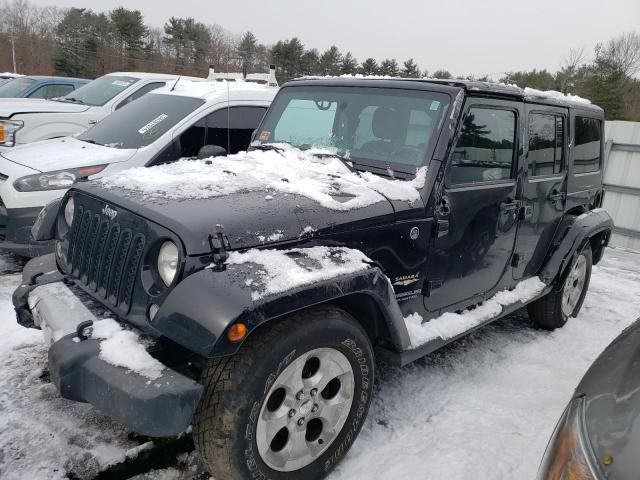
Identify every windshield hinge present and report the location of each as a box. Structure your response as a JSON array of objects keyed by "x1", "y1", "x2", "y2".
[{"x1": 208, "y1": 224, "x2": 229, "y2": 271}]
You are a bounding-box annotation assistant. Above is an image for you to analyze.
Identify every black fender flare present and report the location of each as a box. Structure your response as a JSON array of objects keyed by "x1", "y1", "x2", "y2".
[
  {"x1": 539, "y1": 209, "x2": 613, "y2": 287},
  {"x1": 153, "y1": 264, "x2": 411, "y2": 358}
]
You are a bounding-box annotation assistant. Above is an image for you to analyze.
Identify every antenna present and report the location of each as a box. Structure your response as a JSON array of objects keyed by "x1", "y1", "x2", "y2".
[
  {"x1": 170, "y1": 76, "x2": 182, "y2": 92},
  {"x1": 226, "y1": 80, "x2": 231, "y2": 154}
]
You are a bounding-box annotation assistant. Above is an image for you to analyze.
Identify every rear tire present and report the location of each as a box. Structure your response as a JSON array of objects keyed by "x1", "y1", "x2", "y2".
[
  {"x1": 193, "y1": 306, "x2": 375, "y2": 480},
  {"x1": 528, "y1": 244, "x2": 592, "y2": 330}
]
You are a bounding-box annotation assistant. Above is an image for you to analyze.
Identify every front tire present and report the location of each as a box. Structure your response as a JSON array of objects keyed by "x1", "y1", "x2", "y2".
[
  {"x1": 194, "y1": 307, "x2": 375, "y2": 480},
  {"x1": 528, "y1": 244, "x2": 593, "y2": 330}
]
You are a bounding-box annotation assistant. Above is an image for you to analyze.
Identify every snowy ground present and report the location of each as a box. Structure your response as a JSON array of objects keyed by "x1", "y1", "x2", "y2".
[{"x1": 1, "y1": 247, "x2": 640, "y2": 480}]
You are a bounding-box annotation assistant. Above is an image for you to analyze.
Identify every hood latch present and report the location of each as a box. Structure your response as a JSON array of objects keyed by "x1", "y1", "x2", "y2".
[{"x1": 209, "y1": 224, "x2": 229, "y2": 271}]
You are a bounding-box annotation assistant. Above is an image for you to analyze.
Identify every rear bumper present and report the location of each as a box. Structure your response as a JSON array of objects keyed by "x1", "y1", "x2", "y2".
[
  {"x1": 0, "y1": 204, "x2": 53, "y2": 257},
  {"x1": 13, "y1": 254, "x2": 204, "y2": 437}
]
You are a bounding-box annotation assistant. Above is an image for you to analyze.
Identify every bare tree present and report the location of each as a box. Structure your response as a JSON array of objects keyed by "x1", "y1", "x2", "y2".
[{"x1": 595, "y1": 31, "x2": 640, "y2": 77}]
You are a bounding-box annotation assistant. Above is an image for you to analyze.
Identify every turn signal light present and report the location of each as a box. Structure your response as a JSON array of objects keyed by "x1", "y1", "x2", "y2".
[
  {"x1": 0, "y1": 125, "x2": 4, "y2": 143},
  {"x1": 227, "y1": 323, "x2": 248, "y2": 343}
]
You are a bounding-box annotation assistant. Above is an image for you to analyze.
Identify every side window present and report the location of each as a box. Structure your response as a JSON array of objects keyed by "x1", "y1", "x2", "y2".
[
  {"x1": 179, "y1": 118, "x2": 207, "y2": 157},
  {"x1": 574, "y1": 116, "x2": 602, "y2": 174},
  {"x1": 150, "y1": 139, "x2": 182, "y2": 166},
  {"x1": 116, "y1": 82, "x2": 166, "y2": 110},
  {"x1": 29, "y1": 84, "x2": 75, "y2": 99},
  {"x1": 205, "y1": 108, "x2": 229, "y2": 150},
  {"x1": 528, "y1": 113, "x2": 564, "y2": 176},
  {"x1": 449, "y1": 107, "x2": 516, "y2": 185},
  {"x1": 228, "y1": 107, "x2": 267, "y2": 154}
]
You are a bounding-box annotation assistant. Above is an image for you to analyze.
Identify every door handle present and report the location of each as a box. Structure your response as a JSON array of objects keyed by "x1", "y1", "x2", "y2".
[
  {"x1": 549, "y1": 190, "x2": 566, "y2": 202},
  {"x1": 88, "y1": 120, "x2": 98, "y2": 125},
  {"x1": 500, "y1": 201, "x2": 520, "y2": 213}
]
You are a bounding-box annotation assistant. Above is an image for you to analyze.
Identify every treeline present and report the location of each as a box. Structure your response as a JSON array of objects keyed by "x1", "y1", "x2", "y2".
[{"x1": 0, "y1": 0, "x2": 638, "y2": 120}]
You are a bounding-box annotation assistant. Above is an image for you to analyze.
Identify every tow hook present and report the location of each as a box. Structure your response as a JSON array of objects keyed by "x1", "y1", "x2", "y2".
[
  {"x1": 208, "y1": 224, "x2": 229, "y2": 272},
  {"x1": 76, "y1": 320, "x2": 94, "y2": 341}
]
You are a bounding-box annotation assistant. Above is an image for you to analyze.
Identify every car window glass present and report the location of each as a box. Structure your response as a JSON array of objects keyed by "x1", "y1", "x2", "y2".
[
  {"x1": 574, "y1": 116, "x2": 602, "y2": 174},
  {"x1": 77, "y1": 93, "x2": 204, "y2": 149},
  {"x1": 0, "y1": 77, "x2": 35, "y2": 97},
  {"x1": 258, "y1": 87, "x2": 450, "y2": 172},
  {"x1": 229, "y1": 107, "x2": 267, "y2": 154},
  {"x1": 59, "y1": 75, "x2": 139, "y2": 106},
  {"x1": 205, "y1": 109, "x2": 228, "y2": 152},
  {"x1": 180, "y1": 118, "x2": 207, "y2": 157},
  {"x1": 528, "y1": 113, "x2": 564, "y2": 177},
  {"x1": 28, "y1": 84, "x2": 75, "y2": 99},
  {"x1": 450, "y1": 107, "x2": 516, "y2": 185},
  {"x1": 116, "y1": 82, "x2": 166, "y2": 110}
]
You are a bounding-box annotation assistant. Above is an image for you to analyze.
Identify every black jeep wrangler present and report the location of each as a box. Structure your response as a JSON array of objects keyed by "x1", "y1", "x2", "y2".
[{"x1": 13, "y1": 78, "x2": 612, "y2": 480}]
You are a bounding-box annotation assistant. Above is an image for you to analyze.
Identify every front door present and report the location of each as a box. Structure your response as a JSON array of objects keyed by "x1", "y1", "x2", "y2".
[
  {"x1": 512, "y1": 104, "x2": 569, "y2": 279},
  {"x1": 424, "y1": 99, "x2": 522, "y2": 313}
]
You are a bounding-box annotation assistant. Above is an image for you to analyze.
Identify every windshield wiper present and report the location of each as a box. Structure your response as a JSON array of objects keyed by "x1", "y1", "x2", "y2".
[
  {"x1": 311, "y1": 152, "x2": 359, "y2": 173},
  {"x1": 55, "y1": 96, "x2": 86, "y2": 105},
  {"x1": 81, "y1": 139, "x2": 104, "y2": 146},
  {"x1": 250, "y1": 143, "x2": 284, "y2": 153}
]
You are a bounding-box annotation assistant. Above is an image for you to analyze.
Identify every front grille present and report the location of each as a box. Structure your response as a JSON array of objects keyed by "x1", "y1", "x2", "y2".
[{"x1": 67, "y1": 204, "x2": 146, "y2": 313}]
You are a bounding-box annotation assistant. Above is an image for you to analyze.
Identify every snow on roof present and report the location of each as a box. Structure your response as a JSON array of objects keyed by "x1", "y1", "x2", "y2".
[
  {"x1": 98, "y1": 144, "x2": 427, "y2": 211},
  {"x1": 404, "y1": 277, "x2": 546, "y2": 348},
  {"x1": 151, "y1": 78, "x2": 277, "y2": 101},
  {"x1": 226, "y1": 246, "x2": 372, "y2": 300},
  {"x1": 0, "y1": 72, "x2": 23, "y2": 78},
  {"x1": 104, "y1": 71, "x2": 203, "y2": 81},
  {"x1": 524, "y1": 87, "x2": 591, "y2": 104}
]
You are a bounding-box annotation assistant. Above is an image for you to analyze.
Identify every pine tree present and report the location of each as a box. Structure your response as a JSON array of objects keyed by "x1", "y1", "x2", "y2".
[
  {"x1": 360, "y1": 58, "x2": 379, "y2": 76},
  {"x1": 237, "y1": 31, "x2": 258, "y2": 70},
  {"x1": 341, "y1": 51, "x2": 358, "y2": 75},
  {"x1": 319, "y1": 45, "x2": 342, "y2": 76},
  {"x1": 379, "y1": 59, "x2": 399, "y2": 77},
  {"x1": 432, "y1": 69, "x2": 452, "y2": 79},
  {"x1": 401, "y1": 58, "x2": 420, "y2": 78}
]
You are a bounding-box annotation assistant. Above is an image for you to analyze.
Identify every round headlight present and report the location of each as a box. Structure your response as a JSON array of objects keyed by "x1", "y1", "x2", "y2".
[
  {"x1": 158, "y1": 241, "x2": 179, "y2": 287},
  {"x1": 64, "y1": 197, "x2": 75, "y2": 227}
]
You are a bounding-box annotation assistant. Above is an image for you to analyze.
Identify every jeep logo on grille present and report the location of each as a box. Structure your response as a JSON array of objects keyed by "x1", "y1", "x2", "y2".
[{"x1": 102, "y1": 205, "x2": 118, "y2": 220}]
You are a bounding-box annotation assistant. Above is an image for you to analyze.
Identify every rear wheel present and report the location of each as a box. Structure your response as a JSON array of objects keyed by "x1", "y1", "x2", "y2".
[
  {"x1": 193, "y1": 307, "x2": 374, "y2": 480},
  {"x1": 528, "y1": 244, "x2": 592, "y2": 330}
]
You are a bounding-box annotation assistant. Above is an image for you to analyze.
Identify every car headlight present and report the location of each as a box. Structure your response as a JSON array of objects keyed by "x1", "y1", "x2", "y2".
[
  {"x1": 0, "y1": 120, "x2": 24, "y2": 147},
  {"x1": 13, "y1": 165, "x2": 107, "y2": 192},
  {"x1": 158, "y1": 241, "x2": 179, "y2": 287},
  {"x1": 64, "y1": 197, "x2": 75, "y2": 226},
  {"x1": 537, "y1": 397, "x2": 603, "y2": 480}
]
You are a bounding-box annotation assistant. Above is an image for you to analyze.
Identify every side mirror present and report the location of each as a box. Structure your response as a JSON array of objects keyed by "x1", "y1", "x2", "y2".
[{"x1": 197, "y1": 144, "x2": 227, "y2": 159}]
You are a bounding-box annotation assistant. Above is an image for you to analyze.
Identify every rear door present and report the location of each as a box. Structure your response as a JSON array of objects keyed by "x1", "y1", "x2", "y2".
[
  {"x1": 512, "y1": 104, "x2": 569, "y2": 279},
  {"x1": 424, "y1": 98, "x2": 522, "y2": 312}
]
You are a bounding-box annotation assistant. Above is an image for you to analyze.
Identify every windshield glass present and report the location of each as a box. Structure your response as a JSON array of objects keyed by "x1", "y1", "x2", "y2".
[
  {"x1": 256, "y1": 86, "x2": 450, "y2": 172},
  {"x1": 58, "y1": 75, "x2": 139, "y2": 106},
  {"x1": 0, "y1": 77, "x2": 35, "y2": 97},
  {"x1": 78, "y1": 93, "x2": 204, "y2": 149}
]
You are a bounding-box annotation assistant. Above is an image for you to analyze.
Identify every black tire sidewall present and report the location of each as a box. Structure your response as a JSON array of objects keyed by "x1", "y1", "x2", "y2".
[{"x1": 230, "y1": 311, "x2": 374, "y2": 480}]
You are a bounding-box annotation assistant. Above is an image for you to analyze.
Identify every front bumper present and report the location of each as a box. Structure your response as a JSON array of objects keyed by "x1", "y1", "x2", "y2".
[
  {"x1": 13, "y1": 254, "x2": 204, "y2": 437},
  {"x1": 0, "y1": 204, "x2": 54, "y2": 257}
]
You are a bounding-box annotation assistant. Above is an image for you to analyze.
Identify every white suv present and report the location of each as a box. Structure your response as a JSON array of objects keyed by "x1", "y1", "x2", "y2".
[
  {"x1": 0, "y1": 72, "x2": 198, "y2": 151},
  {"x1": 0, "y1": 79, "x2": 277, "y2": 256}
]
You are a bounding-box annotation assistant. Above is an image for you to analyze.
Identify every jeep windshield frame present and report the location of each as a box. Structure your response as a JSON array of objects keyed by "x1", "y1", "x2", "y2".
[{"x1": 254, "y1": 84, "x2": 452, "y2": 176}]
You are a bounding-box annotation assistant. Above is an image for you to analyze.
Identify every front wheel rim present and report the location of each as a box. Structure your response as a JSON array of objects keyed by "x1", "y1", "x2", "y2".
[
  {"x1": 562, "y1": 253, "x2": 587, "y2": 317},
  {"x1": 256, "y1": 347, "x2": 355, "y2": 472}
]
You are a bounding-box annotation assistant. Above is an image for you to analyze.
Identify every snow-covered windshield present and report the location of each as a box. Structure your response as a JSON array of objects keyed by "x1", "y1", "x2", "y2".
[
  {"x1": 77, "y1": 93, "x2": 204, "y2": 149},
  {"x1": 0, "y1": 77, "x2": 34, "y2": 97},
  {"x1": 256, "y1": 86, "x2": 450, "y2": 173},
  {"x1": 57, "y1": 75, "x2": 139, "y2": 106}
]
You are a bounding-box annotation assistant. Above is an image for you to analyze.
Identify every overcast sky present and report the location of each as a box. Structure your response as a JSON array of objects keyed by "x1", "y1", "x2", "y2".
[{"x1": 29, "y1": 0, "x2": 640, "y2": 77}]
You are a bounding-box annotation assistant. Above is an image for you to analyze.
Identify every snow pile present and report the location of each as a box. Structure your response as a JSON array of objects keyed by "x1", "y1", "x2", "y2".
[
  {"x1": 405, "y1": 277, "x2": 546, "y2": 348},
  {"x1": 98, "y1": 145, "x2": 427, "y2": 211},
  {"x1": 524, "y1": 87, "x2": 591, "y2": 104},
  {"x1": 92, "y1": 319, "x2": 164, "y2": 380},
  {"x1": 227, "y1": 246, "x2": 371, "y2": 300}
]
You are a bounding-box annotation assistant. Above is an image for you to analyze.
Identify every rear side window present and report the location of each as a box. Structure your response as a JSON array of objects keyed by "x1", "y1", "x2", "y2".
[
  {"x1": 450, "y1": 107, "x2": 516, "y2": 184},
  {"x1": 28, "y1": 84, "x2": 75, "y2": 99},
  {"x1": 574, "y1": 116, "x2": 602, "y2": 174},
  {"x1": 528, "y1": 113, "x2": 564, "y2": 176}
]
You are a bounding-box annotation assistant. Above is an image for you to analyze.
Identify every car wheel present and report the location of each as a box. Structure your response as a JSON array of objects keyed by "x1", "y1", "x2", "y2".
[
  {"x1": 528, "y1": 243, "x2": 593, "y2": 330},
  {"x1": 193, "y1": 306, "x2": 375, "y2": 480}
]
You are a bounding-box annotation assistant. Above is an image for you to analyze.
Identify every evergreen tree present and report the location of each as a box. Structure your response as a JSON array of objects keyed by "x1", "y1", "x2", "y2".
[
  {"x1": 401, "y1": 58, "x2": 420, "y2": 78},
  {"x1": 237, "y1": 31, "x2": 258, "y2": 70},
  {"x1": 379, "y1": 58, "x2": 399, "y2": 77},
  {"x1": 110, "y1": 8, "x2": 146, "y2": 69},
  {"x1": 271, "y1": 37, "x2": 305, "y2": 81},
  {"x1": 432, "y1": 69, "x2": 452, "y2": 79},
  {"x1": 319, "y1": 45, "x2": 342, "y2": 76},
  {"x1": 300, "y1": 48, "x2": 320, "y2": 76},
  {"x1": 360, "y1": 58, "x2": 379, "y2": 76},
  {"x1": 341, "y1": 51, "x2": 358, "y2": 75}
]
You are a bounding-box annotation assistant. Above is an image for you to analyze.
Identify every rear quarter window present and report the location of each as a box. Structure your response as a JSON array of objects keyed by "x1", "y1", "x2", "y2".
[{"x1": 573, "y1": 116, "x2": 602, "y2": 174}]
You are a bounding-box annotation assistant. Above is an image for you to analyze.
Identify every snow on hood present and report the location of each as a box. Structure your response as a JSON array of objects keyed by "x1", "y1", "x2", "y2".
[
  {"x1": 226, "y1": 245, "x2": 372, "y2": 300},
  {"x1": 98, "y1": 145, "x2": 427, "y2": 211},
  {"x1": 0, "y1": 98, "x2": 89, "y2": 117},
  {"x1": 3, "y1": 136, "x2": 136, "y2": 173}
]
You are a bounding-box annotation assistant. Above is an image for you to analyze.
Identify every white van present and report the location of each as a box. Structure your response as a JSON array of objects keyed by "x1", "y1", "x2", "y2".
[{"x1": 0, "y1": 79, "x2": 277, "y2": 255}]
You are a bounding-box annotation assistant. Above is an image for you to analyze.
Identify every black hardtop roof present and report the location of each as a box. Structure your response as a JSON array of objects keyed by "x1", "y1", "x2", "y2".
[{"x1": 286, "y1": 76, "x2": 603, "y2": 114}]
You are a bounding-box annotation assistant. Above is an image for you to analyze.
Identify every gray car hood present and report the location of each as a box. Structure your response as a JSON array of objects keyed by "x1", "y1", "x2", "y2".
[
  {"x1": 0, "y1": 98, "x2": 89, "y2": 117},
  {"x1": 579, "y1": 318, "x2": 640, "y2": 478}
]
